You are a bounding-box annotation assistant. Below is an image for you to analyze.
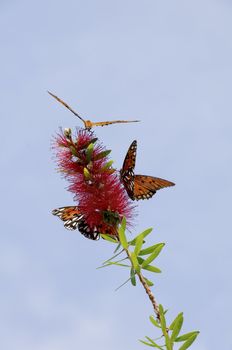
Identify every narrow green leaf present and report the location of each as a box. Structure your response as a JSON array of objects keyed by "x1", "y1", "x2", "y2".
[
  {"x1": 100, "y1": 160, "x2": 114, "y2": 172},
  {"x1": 178, "y1": 333, "x2": 199, "y2": 350},
  {"x1": 145, "y1": 336, "x2": 163, "y2": 349},
  {"x1": 105, "y1": 261, "x2": 130, "y2": 267},
  {"x1": 130, "y1": 268, "x2": 136, "y2": 286},
  {"x1": 142, "y1": 265, "x2": 161, "y2": 273},
  {"x1": 175, "y1": 331, "x2": 199, "y2": 342},
  {"x1": 143, "y1": 277, "x2": 154, "y2": 286},
  {"x1": 129, "y1": 228, "x2": 153, "y2": 246},
  {"x1": 114, "y1": 243, "x2": 121, "y2": 253},
  {"x1": 86, "y1": 143, "x2": 94, "y2": 162},
  {"x1": 141, "y1": 244, "x2": 165, "y2": 268},
  {"x1": 130, "y1": 252, "x2": 140, "y2": 272},
  {"x1": 115, "y1": 277, "x2": 131, "y2": 291},
  {"x1": 118, "y1": 219, "x2": 128, "y2": 249},
  {"x1": 169, "y1": 313, "x2": 183, "y2": 330},
  {"x1": 170, "y1": 313, "x2": 184, "y2": 341},
  {"x1": 149, "y1": 315, "x2": 161, "y2": 328},
  {"x1": 83, "y1": 167, "x2": 91, "y2": 180},
  {"x1": 121, "y1": 217, "x2": 126, "y2": 231},
  {"x1": 159, "y1": 304, "x2": 172, "y2": 350},
  {"x1": 94, "y1": 149, "x2": 111, "y2": 160},
  {"x1": 69, "y1": 145, "x2": 78, "y2": 156},
  {"x1": 139, "y1": 243, "x2": 165, "y2": 256},
  {"x1": 79, "y1": 137, "x2": 98, "y2": 150},
  {"x1": 100, "y1": 234, "x2": 118, "y2": 243},
  {"x1": 139, "y1": 340, "x2": 156, "y2": 347},
  {"x1": 102, "y1": 249, "x2": 124, "y2": 265},
  {"x1": 159, "y1": 304, "x2": 167, "y2": 333},
  {"x1": 134, "y1": 234, "x2": 144, "y2": 256}
]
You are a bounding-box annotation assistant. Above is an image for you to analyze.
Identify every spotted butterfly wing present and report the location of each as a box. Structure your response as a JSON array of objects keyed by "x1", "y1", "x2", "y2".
[
  {"x1": 52, "y1": 206, "x2": 100, "y2": 240},
  {"x1": 134, "y1": 175, "x2": 175, "y2": 200},
  {"x1": 120, "y1": 140, "x2": 137, "y2": 199},
  {"x1": 52, "y1": 206, "x2": 83, "y2": 230}
]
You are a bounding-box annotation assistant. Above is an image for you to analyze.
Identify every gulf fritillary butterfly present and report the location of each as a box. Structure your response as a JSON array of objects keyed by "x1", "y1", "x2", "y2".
[
  {"x1": 52, "y1": 206, "x2": 99, "y2": 240},
  {"x1": 52, "y1": 207, "x2": 120, "y2": 240},
  {"x1": 120, "y1": 140, "x2": 175, "y2": 200},
  {"x1": 48, "y1": 91, "x2": 140, "y2": 130}
]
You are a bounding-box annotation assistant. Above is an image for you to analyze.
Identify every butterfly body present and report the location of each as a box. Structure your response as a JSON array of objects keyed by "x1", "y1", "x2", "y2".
[{"x1": 120, "y1": 140, "x2": 175, "y2": 200}]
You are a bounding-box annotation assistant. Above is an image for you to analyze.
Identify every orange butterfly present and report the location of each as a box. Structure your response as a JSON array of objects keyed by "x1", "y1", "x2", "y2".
[
  {"x1": 52, "y1": 206, "x2": 120, "y2": 239},
  {"x1": 52, "y1": 206, "x2": 100, "y2": 240},
  {"x1": 120, "y1": 140, "x2": 175, "y2": 200},
  {"x1": 48, "y1": 91, "x2": 140, "y2": 130}
]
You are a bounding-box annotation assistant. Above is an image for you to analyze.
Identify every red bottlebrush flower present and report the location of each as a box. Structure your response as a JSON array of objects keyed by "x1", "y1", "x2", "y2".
[{"x1": 52, "y1": 128, "x2": 135, "y2": 240}]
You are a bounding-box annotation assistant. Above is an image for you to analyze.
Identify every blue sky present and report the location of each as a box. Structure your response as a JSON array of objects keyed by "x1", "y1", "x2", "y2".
[{"x1": 1, "y1": 1, "x2": 232, "y2": 349}]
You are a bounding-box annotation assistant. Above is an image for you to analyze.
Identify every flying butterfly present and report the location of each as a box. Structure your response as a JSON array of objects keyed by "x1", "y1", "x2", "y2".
[
  {"x1": 52, "y1": 206, "x2": 99, "y2": 240},
  {"x1": 120, "y1": 140, "x2": 175, "y2": 200},
  {"x1": 48, "y1": 91, "x2": 140, "y2": 130}
]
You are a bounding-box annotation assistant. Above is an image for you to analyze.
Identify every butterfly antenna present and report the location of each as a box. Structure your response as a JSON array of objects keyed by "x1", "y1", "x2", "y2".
[{"x1": 47, "y1": 91, "x2": 86, "y2": 124}]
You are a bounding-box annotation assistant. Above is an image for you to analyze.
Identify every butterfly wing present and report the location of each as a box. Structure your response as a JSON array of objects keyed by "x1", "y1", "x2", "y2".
[
  {"x1": 134, "y1": 175, "x2": 175, "y2": 200},
  {"x1": 52, "y1": 206, "x2": 100, "y2": 240},
  {"x1": 93, "y1": 120, "x2": 140, "y2": 127},
  {"x1": 52, "y1": 206, "x2": 84, "y2": 230},
  {"x1": 77, "y1": 221, "x2": 100, "y2": 240},
  {"x1": 120, "y1": 140, "x2": 137, "y2": 200}
]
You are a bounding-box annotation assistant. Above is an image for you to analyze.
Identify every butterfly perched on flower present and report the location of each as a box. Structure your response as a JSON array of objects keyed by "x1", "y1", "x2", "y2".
[
  {"x1": 48, "y1": 91, "x2": 140, "y2": 130},
  {"x1": 52, "y1": 206, "x2": 100, "y2": 240},
  {"x1": 120, "y1": 140, "x2": 175, "y2": 200},
  {"x1": 52, "y1": 206, "x2": 120, "y2": 240}
]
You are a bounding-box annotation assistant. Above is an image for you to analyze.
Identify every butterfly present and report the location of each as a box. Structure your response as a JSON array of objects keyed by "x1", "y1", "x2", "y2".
[
  {"x1": 120, "y1": 140, "x2": 175, "y2": 200},
  {"x1": 52, "y1": 206, "x2": 100, "y2": 240},
  {"x1": 52, "y1": 206, "x2": 120, "y2": 240},
  {"x1": 48, "y1": 91, "x2": 140, "y2": 130}
]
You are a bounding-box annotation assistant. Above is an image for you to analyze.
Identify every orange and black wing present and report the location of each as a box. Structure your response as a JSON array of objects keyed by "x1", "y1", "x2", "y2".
[
  {"x1": 120, "y1": 140, "x2": 137, "y2": 200},
  {"x1": 52, "y1": 206, "x2": 84, "y2": 230},
  {"x1": 134, "y1": 175, "x2": 175, "y2": 200},
  {"x1": 52, "y1": 206, "x2": 100, "y2": 240},
  {"x1": 92, "y1": 120, "x2": 140, "y2": 127}
]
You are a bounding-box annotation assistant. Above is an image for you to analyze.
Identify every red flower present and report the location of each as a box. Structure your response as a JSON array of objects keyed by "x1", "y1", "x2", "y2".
[{"x1": 52, "y1": 128, "x2": 134, "y2": 239}]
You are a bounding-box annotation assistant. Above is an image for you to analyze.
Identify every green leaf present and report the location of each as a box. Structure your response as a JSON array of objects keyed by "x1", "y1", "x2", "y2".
[
  {"x1": 149, "y1": 315, "x2": 161, "y2": 328},
  {"x1": 134, "y1": 233, "x2": 144, "y2": 256},
  {"x1": 130, "y1": 252, "x2": 140, "y2": 272},
  {"x1": 139, "y1": 337, "x2": 163, "y2": 349},
  {"x1": 143, "y1": 277, "x2": 154, "y2": 286},
  {"x1": 142, "y1": 265, "x2": 161, "y2": 273},
  {"x1": 178, "y1": 333, "x2": 199, "y2": 350},
  {"x1": 139, "y1": 340, "x2": 156, "y2": 347},
  {"x1": 94, "y1": 149, "x2": 111, "y2": 160},
  {"x1": 86, "y1": 143, "x2": 94, "y2": 162},
  {"x1": 159, "y1": 305, "x2": 172, "y2": 350},
  {"x1": 83, "y1": 167, "x2": 91, "y2": 180},
  {"x1": 129, "y1": 228, "x2": 153, "y2": 246},
  {"x1": 175, "y1": 331, "x2": 199, "y2": 342},
  {"x1": 159, "y1": 304, "x2": 167, "y2": 333},
  {"x1": 69, "y1": 145, "x2": 78, "y2": 156},
  {"x1": 170, "y1": 313, "x2": 183, "y2": 341},
  {"x1": 130, "y1": 268, "x2": 136, "y2": 286},
  {"x1": 115, "y1": 277, "x2": 131, "y2": 291},
  {"x1": 100, "y1": 160, "x2": 114, "y2": 172},
  {"x1": 139, "y1": 243, "x2": 165, "y2": 256},
  {"x1": 141, "y1": 244, "x2": 165, "y2": 268},
  {"x1": 114, "y1": 243, "x2": 121, "y2": 253},
  {"x1": 79, "y1": 137, "x2": 98, "y2": 150},
  {"x1": 118, "y1": 218, "x2": 128, "y2": 249},
  {"x1": 100, "y1": 234, "x2": 118, "y2": 243}
]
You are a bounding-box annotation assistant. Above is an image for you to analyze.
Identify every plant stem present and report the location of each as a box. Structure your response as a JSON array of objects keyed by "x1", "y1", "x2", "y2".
[{"x1": 125, "y1": 249, "x2": 160, "y2": 321}]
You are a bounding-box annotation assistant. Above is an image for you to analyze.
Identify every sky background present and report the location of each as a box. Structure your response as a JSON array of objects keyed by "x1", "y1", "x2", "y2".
[{"x1": 1, "y1": 0, "x2": 232, "y2": 349}]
